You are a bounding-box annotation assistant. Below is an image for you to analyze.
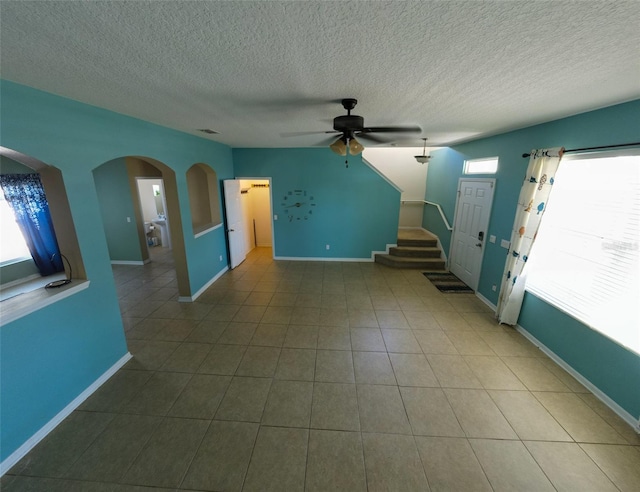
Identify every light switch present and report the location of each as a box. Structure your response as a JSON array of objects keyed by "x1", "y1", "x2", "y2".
[
  {"x1": 500, "y1": 239, "x2": 510, "y2": 249},
  {"x1": 274, "y1": 214, "x2": 278, "y2": 220},
  {"x1": 489, "y1": 235, "x2": 496, "y2": 243}
]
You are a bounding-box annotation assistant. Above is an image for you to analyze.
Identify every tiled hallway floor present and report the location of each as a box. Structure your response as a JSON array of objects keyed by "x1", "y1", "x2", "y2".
[{"x1": 3, "y1": 247, "x2": 640, "y2": 491}]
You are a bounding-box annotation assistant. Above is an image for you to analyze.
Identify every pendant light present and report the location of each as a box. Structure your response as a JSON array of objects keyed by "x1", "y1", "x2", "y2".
[{"x1": 415, "y1": 138, "x2": 430, "y2": 164}]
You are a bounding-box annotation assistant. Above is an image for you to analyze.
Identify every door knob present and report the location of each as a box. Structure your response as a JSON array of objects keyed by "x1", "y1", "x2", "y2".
[{"x1": 476, "y1": 242, "x2": 482, "y2": 247}]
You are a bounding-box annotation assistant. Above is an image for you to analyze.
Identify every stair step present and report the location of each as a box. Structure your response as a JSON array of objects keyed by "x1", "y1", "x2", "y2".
[
  {"x1": 397, "y1": 238, "x2": 437, "y2": 248},
  {"x1": 375, "y1": 254, "x2": 446, "y2": 270},
  {"x1": 389, "y1": 246, "x2": 441, "y2": 258}
]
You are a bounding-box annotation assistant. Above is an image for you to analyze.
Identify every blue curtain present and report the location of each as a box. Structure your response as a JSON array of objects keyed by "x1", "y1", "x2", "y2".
[{"x1": 0, "y1": 174, "x2": 64, "y2": 276}]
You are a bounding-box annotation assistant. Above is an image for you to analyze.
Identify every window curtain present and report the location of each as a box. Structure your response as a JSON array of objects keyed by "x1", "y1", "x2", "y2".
[
  {"x1": 0, "y1": 173, "x2": 64, "y2": 276},
  {"x1": 496, "y1": 148, "x2": 564, "y2": 325}
]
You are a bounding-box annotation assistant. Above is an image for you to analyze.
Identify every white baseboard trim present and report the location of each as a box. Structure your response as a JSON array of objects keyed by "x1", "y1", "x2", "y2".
[
  {"x1": 370, "y1": 243, "x2": 395, "y2": 261},
  {"x1": 110, "y1": 260, "x2": 147, "y2": 266},
  {"x1": 179, "y1": 266, "x2": 229, "y2": 302},
  {"x1": 0, "y1": 351, "x2": 132, "y2": 476},
  {"x1": 274, "y1": 256, "x2": 375, "y2": 262},
  {"x1": 475, "y1": 291, "x2": 497, "y2": 311},
  {"x1": 515, "y1": 324, "x2": 640, "y2": 434}
]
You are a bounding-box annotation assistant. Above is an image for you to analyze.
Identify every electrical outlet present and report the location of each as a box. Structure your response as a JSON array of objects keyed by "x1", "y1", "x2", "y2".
[
  {"x1": 126, "y1": 217, "x2": 131, "y2": 223},
  {"x1": 219, "y1": 255, "x2": 222, "y2": 261},
  {"x1": 326, "y1": 244, "x2": 330, "y2": 250},
  {"x1": 489, "y1": 235, "x2": 496, "y2": 243},
  {"x1": 492, "y1": 285, "x2": 497, "y2": 292}
]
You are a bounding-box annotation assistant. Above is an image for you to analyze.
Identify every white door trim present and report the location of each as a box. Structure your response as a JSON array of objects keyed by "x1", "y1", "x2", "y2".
[
  {"x1": 448, "y1": 178, "x2": 496, "y2": 291},
  {"x1": 235, "y1": 176, "x2": 275, "y2": 258}
]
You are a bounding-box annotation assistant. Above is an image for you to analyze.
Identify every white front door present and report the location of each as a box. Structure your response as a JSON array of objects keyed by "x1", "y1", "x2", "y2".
[
  {"x1": 223, "y1": 179, "x2": 247, "y2": 269},
  {"x1": 449, "y1": 179, "x2": 495, "y2": 290}
]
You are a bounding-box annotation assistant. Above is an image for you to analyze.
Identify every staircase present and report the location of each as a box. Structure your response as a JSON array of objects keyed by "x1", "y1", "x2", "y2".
[{"x1": 375, "y1": 229, "x2": 446, "y2": 270}]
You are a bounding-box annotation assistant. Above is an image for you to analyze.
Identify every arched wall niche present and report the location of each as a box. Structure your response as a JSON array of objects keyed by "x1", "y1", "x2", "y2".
[
  {"x1": 186, "y1": 163, "x2": 222, "y2": 235},
  {"x1": 0, "y1": 146, "x2": 86, "y2": 281}
]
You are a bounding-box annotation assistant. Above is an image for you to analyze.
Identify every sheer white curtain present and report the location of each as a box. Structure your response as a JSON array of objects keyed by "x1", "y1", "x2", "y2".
[{"x1": 496, "y1": 148, "x2": 564, "y2": 325}]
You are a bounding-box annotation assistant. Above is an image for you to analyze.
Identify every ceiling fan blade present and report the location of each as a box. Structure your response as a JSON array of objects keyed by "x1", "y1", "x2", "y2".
[
  {"x1": 280, "y1": 130, "x2": 338, "y2": 138},
  {"x1": 356, "y1": 132, "x2": 389, "y2": 144},
  {"x1": 362, "y1": 125, "x2": 422, "y2": 134}
]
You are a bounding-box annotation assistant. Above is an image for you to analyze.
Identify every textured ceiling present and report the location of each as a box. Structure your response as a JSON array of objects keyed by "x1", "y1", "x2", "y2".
[{"x1": 1, "y1": 1, "x2": 639, "y2": 148}]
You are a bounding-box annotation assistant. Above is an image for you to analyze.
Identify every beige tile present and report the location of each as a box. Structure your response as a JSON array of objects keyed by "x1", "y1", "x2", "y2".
[
  {"x1": 206, "y1": 303, "x2": 241, "y2": 320},
  {"x1": 461, "y1": 312, "x2": 501, "y2": 331},
  {"x1": 262, "y1": 380, "x2": 313, "y2": 428},
  {"x1": 464, "y1": 355, "x2": 527, "y2": 390},
  {"x1": 357, "y1": 384, "x2": 412, "y2": 434},
  {"x1": 283, "y1": 324, "x2": 319, "y2": 349},
  {"x1": 318, "y1": 307, "x2": 350, "y2": 327},
  {"x1": 577, "y1": 393, "x2": 640, "y2": 445},
  {"x1": 348, "y1": 309, "x2": 379, "y2": 328},
  {"x1": 370, "y1": 295, "x2": 400, "y2": 310},
  {"x1": 243, "y1": 426, "x2": 308, "y2": 492},
  {"x1": 275, "y1": 347, "x2": 316, "y2": 381},
  {"x1": 346, "y1": 294, "x2": 373, "y2": 310},
  {"x1": 216, "y1": 321, "x2": 258, "y2": 345},
  {"x1": 182, "y1": 420, "x2": 258, "y2": 492},
  {"x1": 80, "y1": 370, "x2": 152, "y2": 412},
  {"x1": 446, "y1": 331, "x2": 495, "y2": 355},
  {"x1": 352, "y1": 351, "x2": 396, "y2": 385},
  {"x1": 416, "y1": 437, "x2": 492, "y2": 491},
  {"x1": 389, "y1": 353, "x2": 439, "y2": 387},
  {"x1": 125, "y1": 340, "x2": 180, "y2": 371},
  {"x1": 249, "y1": 323, "x2": 287, "y2": 347},
  {"x1": 290, "y1": 306, "x2": 321, "y2": 325},
  {"x1": 306, "y1": 430, "x2": 366, "y2": 492},
  {"x1": 433, "y1": 311, "x2": 473, "y2": 331},
  {"x1": 268, "y1": 293, "x2": 297, "y2": 307},
  {"x1": 413, "y1": 330, "x2": 459, "y2": 354},
  {"x1": 427, "y1": 354, "x2": 483, "y2": 388},
  {"x1": 16, "y1": 412, "x2": 115, "y2": 478},
  {"x1": 381, "y1": 329, "x2": 422, "y2": 353},
  {"x1": 401, "y1": 387, "x2": 465, "y2": 437},
  {"x1": 158, "y1": 342, "x2": 211, "y2": 373},
  {"x1": 122, "y1": 417, "x2": 209, "y2": 488},
  {"x1": 501, "y1": 356, "x2": 570, "y2": 391},
  {"x1": 538, "y1": 358, "x2": 589, "y2": 393},
  {"x1": 525, "y1": 441, "x2": 618, "y2": 491},
  {"x1": 235, "y1": 345, "x2": 281, "y2": 377},
  {"x1": 376, "y1": 310, "x2": 410, "y2": 329},
  {"x1": 197, "y1": 343, "x2": 246, "y2": 375},
  {"x1": 260, "y1": 305, "x2": 293, "y2": 324},
  {"x1": 317, "y1": 326, "x2": 351, "y2": 350},
  {"x1": 123, "y1": 372, "x2": 191, "y2": 415},
  {"x1": 404, "y1": 311, "x2": 441, "y2": 330},
  {"x1": 350, "y1": 328, "x2": 386, "y2": 351},
  {"x1": 168, "y1": 374, "x2": 230, "y2": 419},
  {"x1": 362, "y1": 433, "x2": 429, "y2": 491},
  {"x1": 444, "y1": 388, "x2": 518, "y2": 439},
  {"x1": 534, "y1": 392, "x2": 627, "y2": 444},
  {"x1": 215, "y1": 376, "x2": 271, "y2": 422},
  {"x1": 396, "y1": 296, "x2": 427, "y2": 310},
  {"x1": 479, "y1": 332, "x2": 541, "y2": 357},
  {"x1": 315, "y1": 349, "x2": 354, "y2": 383},
  {"x1": 488, "y1": 390, "x2": 572, "y2": 441},
  {"x1": 64, "y1": 415, "x2": 162, "y2": 482},
  {"x1": 243, "y1": 291, "x2": 274, "y2": 305},
  {"x1": 231, "y1": 305, "x2": 267, "y2": 323},
  {"x1": 311, "y1": 382, "x2": 360, "y2": 431},
  {"x1": 470, "y1": 438, "x2": 555, "y2": 491},
  {"x1": 185, "y1": 319, "x2": 227, "y2": 343},
  {"x1": 580, "y1": 443, "x2": 640, "y2": 491}
]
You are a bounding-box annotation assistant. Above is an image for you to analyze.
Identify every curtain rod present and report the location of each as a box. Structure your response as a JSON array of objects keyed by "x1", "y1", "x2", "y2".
[{"x1": 522, "y1": 142, "x2": 640, "y2": 158}]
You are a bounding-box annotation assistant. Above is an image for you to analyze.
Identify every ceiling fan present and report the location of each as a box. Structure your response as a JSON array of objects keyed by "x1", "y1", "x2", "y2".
[{"x1": 283, "y1": 98, "x2": 421, "y2": 165}]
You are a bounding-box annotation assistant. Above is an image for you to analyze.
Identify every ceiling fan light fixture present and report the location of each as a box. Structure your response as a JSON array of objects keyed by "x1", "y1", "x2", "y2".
[
  {"x1": 348, "y1": 137, "x2": 364, "y2": 155},
  {"x1": 330, "y1": 137, "x2": 347, "y2": 156},
  {"x1": 415, "y1": 137, "x2": 430, "y2": 164}
]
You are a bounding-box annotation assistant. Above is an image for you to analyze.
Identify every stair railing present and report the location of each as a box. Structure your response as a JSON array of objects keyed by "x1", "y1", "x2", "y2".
[{"x1": 401, "y1": 200, "x2": 453, "y2": 231}]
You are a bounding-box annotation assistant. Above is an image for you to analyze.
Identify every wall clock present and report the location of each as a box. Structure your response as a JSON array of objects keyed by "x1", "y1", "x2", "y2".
[{"x1": 281, "y1": 189, "x2": 316, "y2": 221}]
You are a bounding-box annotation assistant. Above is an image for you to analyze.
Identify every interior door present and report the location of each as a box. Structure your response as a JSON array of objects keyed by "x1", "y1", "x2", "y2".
[
  {"x1": 449, "y1": 179, "x2": 495, "y2": 290},
  {"x1": 223, "y1": 179, "x2": 247, "y2": 268}
]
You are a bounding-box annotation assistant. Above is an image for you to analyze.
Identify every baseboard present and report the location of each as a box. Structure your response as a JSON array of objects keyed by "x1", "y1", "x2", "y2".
[
  {"x1": 274, "y1": 256, "x2": 375, "y2": 262},
  {"x1": 0, "y1": 351, "x2": 133, "y2": 476},
  {"x1": 179, "y1": 266, "x2": 229, "y2": 302},
  {"x1": 515, "y1": 325, "x2": 640, "y2": 434},
  {"x1": 110, "y1": 260, "x2": 147, "y2": 266},
  {"x1": 475, "y1": 291, "x2": 497, "y2": 311},
  {"x1": 370, "y1": 243, "x2": 395, "y2": 260}
]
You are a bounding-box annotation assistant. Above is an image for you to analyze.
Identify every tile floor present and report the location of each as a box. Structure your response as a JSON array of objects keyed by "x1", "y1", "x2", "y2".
[{"x1": 3, "y1": 246, "x2": 640, "y2": 491}]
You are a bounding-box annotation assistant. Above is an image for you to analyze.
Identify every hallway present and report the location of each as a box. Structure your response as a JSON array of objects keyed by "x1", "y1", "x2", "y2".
[{"x1": 3, "y1": 247, "x2": 639, "y2": 491}]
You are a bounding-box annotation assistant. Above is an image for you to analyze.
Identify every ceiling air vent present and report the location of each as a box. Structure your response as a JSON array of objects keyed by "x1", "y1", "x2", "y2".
[{"x1": 197, "y1": 129, "x2": 220, "y2": 135}]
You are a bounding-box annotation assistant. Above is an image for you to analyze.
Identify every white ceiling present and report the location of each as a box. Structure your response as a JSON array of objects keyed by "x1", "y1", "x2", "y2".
[{"x1": 1, "y1": 1, "x2": 639, "y2": 148}]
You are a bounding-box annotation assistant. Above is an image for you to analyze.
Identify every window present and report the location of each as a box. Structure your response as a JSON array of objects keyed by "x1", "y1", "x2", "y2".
[
  {"x1": 0, "y1": 191, "x2": 31, "y2": 264},
  {"x1": 464, "y1": 157, "x2": 498, "y2": 174},
  {"x1": 526, "y1": 151, "x2": 640, "y2": 354}
]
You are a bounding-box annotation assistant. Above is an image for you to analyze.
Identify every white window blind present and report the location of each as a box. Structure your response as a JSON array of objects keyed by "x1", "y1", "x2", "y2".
[{"x1": 525, "y1": 151, "x2": 640, "y2": 355}]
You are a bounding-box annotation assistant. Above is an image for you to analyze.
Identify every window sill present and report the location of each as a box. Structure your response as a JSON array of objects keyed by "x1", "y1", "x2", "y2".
[{"x1": 0, "y1": 280, "x2": 90, "y2": 327}]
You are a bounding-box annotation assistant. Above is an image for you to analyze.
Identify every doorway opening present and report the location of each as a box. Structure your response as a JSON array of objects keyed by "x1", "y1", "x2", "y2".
[{"x1": 136, "y1": 178, "x2": 171, "y2": 251}]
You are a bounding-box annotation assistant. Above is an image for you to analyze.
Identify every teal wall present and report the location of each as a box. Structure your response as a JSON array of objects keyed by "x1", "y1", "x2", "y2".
[
  {"x1": 423, "y1": 99, "x2": 640, "y2": 419},
  {"x1": 0, "y1": 80, "x2": 234, "y2": 461},
  {"x1": 93, "y1": 158, "x2": 142, "y2": 262},
  {"x1": 233, "y1": 148, "x2": 400, "y2": 258}
]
